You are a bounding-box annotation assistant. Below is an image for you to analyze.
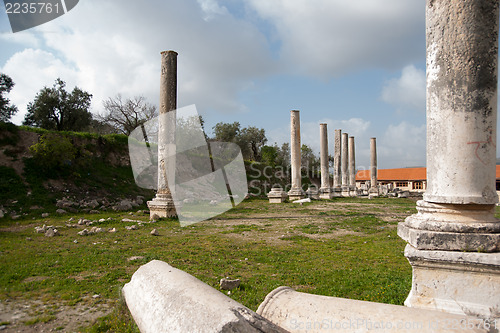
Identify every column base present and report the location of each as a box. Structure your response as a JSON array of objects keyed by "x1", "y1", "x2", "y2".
[
  {"x1": 398, "y1": 200, "x2": 500, "y2": 252},
  {"x1": 403, "y1": 244, "x2": 500, "y2": 319},
  {"x1": 147, "y1": 193, "x2": 177, "y2": 219},
  {"x1": 332, "y1": 187, "x2": 342, "y2": 197},
  {"x1": 288, "y1": 188, "x2": 305, "y2": 201},
  {"x1": 267, "y1": 188, "x2": 288, "y2": 203},
  {"x1": 319, "y1": 187, "x2": 333, "y2": 199},
  {"x1": 341, "y1": 186, "x2": 350, "y2": 197}
]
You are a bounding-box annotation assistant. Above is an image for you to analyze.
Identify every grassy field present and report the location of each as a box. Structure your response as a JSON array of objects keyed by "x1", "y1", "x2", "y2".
[{"x1": 0, "y1": 197, "x2": 431, "y2": 332}]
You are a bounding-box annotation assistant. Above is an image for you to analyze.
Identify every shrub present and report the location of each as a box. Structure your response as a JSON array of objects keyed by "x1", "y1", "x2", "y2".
[{"x1": 29, "y1": 133, "x2": 76, "y2": 172}]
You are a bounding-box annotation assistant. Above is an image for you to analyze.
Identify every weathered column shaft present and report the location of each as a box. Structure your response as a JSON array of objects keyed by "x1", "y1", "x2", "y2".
[
  {"x1": 425, "y1": 0, "x2": 498, "y2": 205},
  {"x1": 319, "y1": 124, "x2": 329, "y2": 190},
  {"x1": 290, "y1": 110, "x2": 301, "y2": 190},
  {"x1": 348, "y1": 136, "x2": 355, "y2": 189},
  {"x1": 288, "y1": 110, "x2": 305, "y2": 200},
  {"x1": 148, "y1": 50, "x2": 178, "y2": 219},
  {"x1": 370, "y1": 137, "x2": 377, "y2": 189},
  {"x1": 157, "y1": 50, "x2": 177, "y2": 195},
  {"x1": 333, "y1": 129, "x2": 342, "y2": 189},
  {"x1": 397, "y1": 0, "x2": 500, "y2": 319},
  {"x1": 341, "y1": 133, "x2": 349, "y2": 187}
]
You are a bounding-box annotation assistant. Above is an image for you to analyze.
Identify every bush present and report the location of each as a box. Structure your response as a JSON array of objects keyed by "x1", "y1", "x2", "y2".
[{"x1": 29, "y1": 133, "x2": 76, "y2": 172}]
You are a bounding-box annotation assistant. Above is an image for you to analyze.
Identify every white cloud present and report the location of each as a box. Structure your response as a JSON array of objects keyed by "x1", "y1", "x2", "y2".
[
  {"x1": 0, "y1": 31, "x2": 40, "y2": 48},
  {"x1": 381, "y1": 64, "x2": 425, "y2": 112},
  {"x1": 379, "y1": 121, "x2": 426, "y2": 168},
  {"x1": 2, "y1": 48, "x2": 81, "y2": 125},
  {"x1": 1, "y1": 0, "x2": 275, "y2": 124},
  {"x1": 245, "y1": 0, "x2": 423, "y2": 77},
  {"x1": 197, "y1": 0, "x2": 229, "y2": 20}
]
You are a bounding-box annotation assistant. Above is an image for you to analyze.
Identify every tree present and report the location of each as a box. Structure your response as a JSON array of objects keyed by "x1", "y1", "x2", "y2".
[
  {"x1": 0, "y1": 73, "x2": 18, "y2": 122},
  {"x1": 98, "y1": 95, "x2": 157, "y2": 135},
  {"x1": 213, "y1": 121, "x2": 241, "y2": 142},
  {"x1": 261, "y1": 145, "x2": 278, "y2": 167},
  {"x1": 23, "y1": 78, "x2": 92, "y2": 131},
  {"x1": 275, "y1": 142, "x2": 290, "y2": 169},
  {"x1": 301, "y1": 144, "x2": 320, "y2": 172},
  {"x1": 238, "y1": 126, "x2": 267, "y2": 161},
  {"x1": 211, "y1": 122, "x2": 268, "y2": 161}
]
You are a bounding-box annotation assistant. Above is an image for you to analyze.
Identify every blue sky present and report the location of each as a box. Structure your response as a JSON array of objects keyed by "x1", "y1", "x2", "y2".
[{"x1": 0, "y1": 0, "x2": 475, "y2": 170}]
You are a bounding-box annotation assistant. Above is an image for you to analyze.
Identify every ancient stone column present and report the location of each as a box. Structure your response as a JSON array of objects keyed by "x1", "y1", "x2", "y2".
[
  {"x1": 368, "y1": 137, "x2": 378, "y2": 195},
  {"x1": 147, "y1": 50, "x2": 177, "y2": 219},
  {"x1": 319, "y1": 123, "x2": 332, "y2": 199},
  {"x1": 288, "y1": 110, "x2": 305, "y2": 200},
  {"x1": 341, "y1": 132, "x2": 349, "y2": 196},
  {"x1": 348, "y1": 136, "x2": 356, "y2": 196},
  {"x1": 398, "y1": 0, "x2": 500, "y2": 319},
  {"x1": 333, "y1": 129, "x2": 342, "y2": 196}
]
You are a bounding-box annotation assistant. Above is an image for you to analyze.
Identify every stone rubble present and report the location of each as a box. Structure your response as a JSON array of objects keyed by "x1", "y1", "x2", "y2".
[{"x1": 220, "y1": 278, "x2": 241, "y2": 291}]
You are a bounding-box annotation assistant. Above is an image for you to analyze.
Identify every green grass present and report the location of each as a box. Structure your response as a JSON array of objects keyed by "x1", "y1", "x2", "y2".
[{"x1": 0, "y1": 197, "x2": 415, "y2": 331}]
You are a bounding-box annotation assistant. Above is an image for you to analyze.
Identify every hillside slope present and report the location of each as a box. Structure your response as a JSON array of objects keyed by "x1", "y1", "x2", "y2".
[{"x1": 0, "y1": 123, "x2": 154, "y2": 219}]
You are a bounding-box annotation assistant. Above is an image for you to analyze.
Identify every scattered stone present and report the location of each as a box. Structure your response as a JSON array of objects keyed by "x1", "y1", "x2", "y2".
[
  {"x1": 88, "y1": 199, "x2": 100, "y2": 209},
  {"x1": 26, "y1": 237, "x2": 32, "y2": 241},
  {"x1": 78, "y1": 229, "x2": 89, "y2": 236},
  {"x1": 73, "y1": 240, "x2": 78, "y2": 244},
  {"x1": 98, "y1": 218, "x2": 106, "y2": 223},
  {"x1": 292, "y1": 198, "x2": 311, "y2": 204},
  {"x1": 108, "y1": 228, "x2": 117, "y2": 233},
  {"x1": 126, "y1": 225, "x2": 138, "y2": 230},
  {"x1": 11, "y1": 215, "x2": 20, "y2": 220},
  {"x1": 29, "y1": 205, "x2": 42, "y2": 210},
  {"x1": 113, "y1": 199, "x2": 134, "y2": 211},
  {"x1": 127, "y1": 256, "x2": 145, "y2": 261},
  {"x1": 92, "y1": 294, "x2": 100, "y2": 299},
  {"x1": 122, "y1": 218, "x2": 141, "y2": 223},
  {"x1": 90, "y1": 227, "x2": 103, "y2": 234},
  {"x1": 398, "y1": 191, "x2": 410, "y2": 198},
  {"x1": 68, "y1": 217, "x2": 75, "y2": 222},
  {"x1": 0, "y1": 210, "x2": 3, "y2": 219},
  {"x1": 56, "y1": 209, "x2": 67, "y2": 215},
  {"x1": 56, "y1": 198, "x2": 76, "y2": 209},
  {"x1": 209, "y1": 200, "x2": 218, "y2": 205},
  {"x1": 150, "y1": 229, "x2": 159, "y2": 236},
  {"x1": 45, "y1": 227, "x2": 58, "y2": 237},
  {"x1": 78, "y1": 218, "x2": 85, "y2": 225},
  {"x1": 220, "y1": 277, "x2": 241, "y2": 290},
  {"x1": 89, "y1": 210, "x2": 100, "y2": 214},
  {"x1": 35, "y1": 225, "x2": 47, "y2": 233}
]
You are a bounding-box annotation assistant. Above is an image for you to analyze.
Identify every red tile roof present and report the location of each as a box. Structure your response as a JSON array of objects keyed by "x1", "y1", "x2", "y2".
[{"x1": 356, "y1": 165, "x2": 500, "y2": 181}]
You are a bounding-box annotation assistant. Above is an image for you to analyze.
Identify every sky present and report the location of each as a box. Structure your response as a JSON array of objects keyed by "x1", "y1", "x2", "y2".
[{"x1": 0, "y1": 0, "x2": 495, "y2": 170}]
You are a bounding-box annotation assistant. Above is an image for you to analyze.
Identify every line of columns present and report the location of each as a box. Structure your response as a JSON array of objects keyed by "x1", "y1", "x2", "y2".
[{"x1": 285, "y1": 112, "x2": 361, "y2": 200}]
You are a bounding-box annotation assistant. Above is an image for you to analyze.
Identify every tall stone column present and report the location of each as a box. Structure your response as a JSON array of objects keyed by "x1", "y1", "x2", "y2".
[
  {"x1": 288, "y1": 110, "x2": 305, "y2": 200},
  {"x1": 348, "y1": 136, "x2": 357, "y2": 196},
  {"x1": 333, "y1": 129, "x2": 342, "y2": 196},
  {"x1": 147, "y1": 50, "x2": 177, "y2": 219},
  {"x1": 368, "y1": 137, "x2": 378, "y2": 195},
  {"x1": 398, "y1": 0, "x2": 500, "y2": 319},
  {"x1": 341, "y1": 132, "x2": 349, "y2": 196},
  {"x1": 319, "y1": 123, "x2": 332, "y2": 199}
]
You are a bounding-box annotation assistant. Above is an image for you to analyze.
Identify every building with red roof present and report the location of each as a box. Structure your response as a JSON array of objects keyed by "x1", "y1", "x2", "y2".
[{"x1": 355, "y1": 166, "x2": 500, "y2": 192}]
